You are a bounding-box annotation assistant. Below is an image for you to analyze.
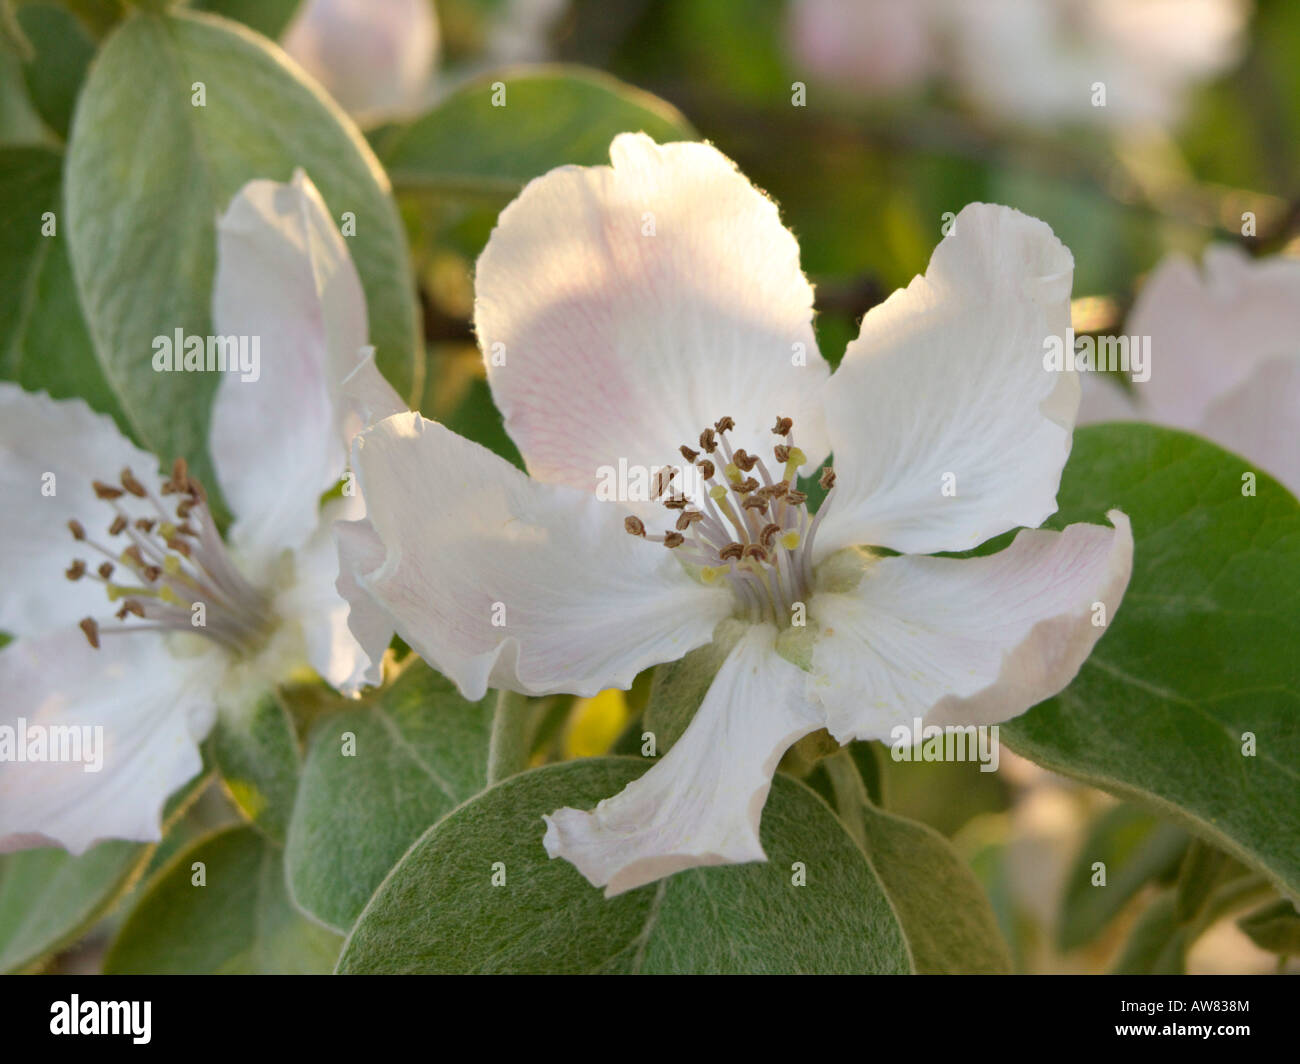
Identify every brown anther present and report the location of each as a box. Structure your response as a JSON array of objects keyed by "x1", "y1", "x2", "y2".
[
  {"x1": 663, "y1": 495, "x2": 688, "y2": 511},
  {"x1": 79, "y1": 617, "x2": 100, "y2": 649},
  {"x1": 176, "y1": 500, "x2": 194, "y2": 519},
  {"x1": 675, "y1": 510, "x2": 704, "y2": 531},
  {"x1": 714, "y1": 416, "x2": 736, "y2": 433},
  {"x1": 772, "y1": 416, "x2": 793, "y2": 436},
  {"x1": 108, "y1": 514, "x2": 128, "y2": 536},
  {"x1": 135, "y1": 518, "x2": 155, "y2": 533},
  {"x1": 679, "y1": 444, "x2": 699, "y2": 463},
  {"x1": 166, "y1": 537, "x2": 192, "y2": 557},
  {"x1": 97, "y1": 561, "x2": 114, "y2": 580},
  {"x1": 699, "y1": 427, "x2": 717, "y2": 453},
  {"x1": 92, "y1": 481, "x2": 123, "y2": 500},
  {"x1": 768, "y1": 480, "x2": 789, "y2": 498},
  {"x1": 176, "y1": 523, "x2": 198, "y2": 537},
  {"x1": 786, "y1": 490, "x2": 808, "y2": 506},
  {"x1": 65, "y1": 560, "x2": 87, "y2": 581},
  {"x1": 171, "y1": 457, "x2": 188, "y2": 485},
  {"x1": 819, "y1": 466, "x2": 837, "y2": 490},
  {"x1": 624, "y1": 516, "x2": 646, "y2": 537},
  {"x1": 742, "y1": 543, "x2": 769, "y2": 563},
  {"x1": 742, "y1": 495, "x2": 769, "y2": 512},
  {"x1": 68, "y1": 519, "x2": 86, "y2": 541},
  {"x1": 760, "y1": 523, "x2": 782, "y2": 548},
  {"x1": 774, "y1": 444, "x2": 790, "y2": 464},
  {"x1": 698, "y1": 458, "x2": 716, "y2": 480},
  {"x1": 120, "y1": 468, "x2": 147, "y2": 498},
  {"x1": 733, "y1": 449, "x2": 759, "y2": 473},
  {"x1": 652, "y1": 467, "x2": 678, "y2": 498},
  {"x1": 663, "y1": 532, "x2": 686, "y2": 548},
  {"x1": 733, "y1": 477, "x2": 760, "y2": 494},
  {"x1": 719, "y1": 542, "x2": 745, "y2": 561},
  {"x1": 123, "y1": 545, "x2": 145, "y2": 568},
  {"x1": 143, "y1": 565, "x2": 163, "y2": 582},
  {"x1": 120, "y1": 599, "x2": 145, "y2": 618},
  {"x1": 184, "y1": 477, "x2": 206, "y2": 502}
]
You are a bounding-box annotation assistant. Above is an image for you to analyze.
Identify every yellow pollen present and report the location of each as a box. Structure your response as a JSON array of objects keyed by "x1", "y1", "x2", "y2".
[
  {"x1": 163, "y1": 555, "x2": 182, "y2": 575},
  {"x1": 780, "y1": 531, "x2": 802, "y2": 550},
  {"x1": 159, "y1": 585, "x2": 184, "y2": 608},
  {"x1": 709, "y1": 484, "x2": 729, "y2": 502}
]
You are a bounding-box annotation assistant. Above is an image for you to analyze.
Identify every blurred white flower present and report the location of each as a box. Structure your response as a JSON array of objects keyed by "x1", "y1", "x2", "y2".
[
  {"x1": 1079, "y1": 245, "x2": 1300, "y2": 497},
  {"x1": 787, "y1": 0, "x2": 940, "y2": 94},
  {"x1": 282, "y1": 0, "x2": 439, "y2": 126}
]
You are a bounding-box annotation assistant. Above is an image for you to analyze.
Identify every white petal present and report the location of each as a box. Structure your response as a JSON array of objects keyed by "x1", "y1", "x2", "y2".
[
  {"x1": 275, "y1": 494, "x2": 373, "y2": 693},
  {"x1": 475, "y1": 133, "x2": 830, "y2": 502},
  {"x1": 543, "y1": 622, "x2": 822, "y2": 896},
  {"x1": 281, "y1": 0, "x2": 438, "y2": 125},
  {"x1": 210, "y1": 170, "x2": 402, "y2": 563},
  {"x1": 333, "y1": 516, "x2": 393, "y2": 693},
  {"x1": 0, "y1": 630, "x2": 223, "y2": 854},
  {"x1": 1198, "y1": 355, "x2": 1300, "y2": 499},
  {"x1": 0, "y1": 386, "x2": 163, "y2": 640},
  {"x1": 809, "y1": 512, "x2": 1133, "y2": 742},
  {"x1": 816, "y1": 203, "x2": 1076, "y2": 558},
  {"x1": 788, "y1": 0, "x2": 937, "y2": 93},
  {"x1": 348, "y1": 413, "x2": 733, "y2": 700},
  {"x1": 1133, "y1": 246, "x2": 1300, "y2": 428}
]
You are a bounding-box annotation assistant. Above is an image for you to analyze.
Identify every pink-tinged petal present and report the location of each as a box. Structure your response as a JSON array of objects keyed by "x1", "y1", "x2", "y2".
[
  {"x1": 281, "y1": 0, "x2": 438, "y2": 125},
  {"x1": 1133, "y1": 246, "x2": 1300, "y2": 428},
  {"x1": 809, "y1": 512, "x2": 1132, "y2": 742},
  {"x1": 1198, "y1": 355, "x2": 1300, "y2": 499},
  {"x1": 0, "y1": 629, "x2": 223, "y2": 854},
  {"x1": 543, "y1": 622, "x2": 822, "y2": 896},
  {"x1": 347, "y1": 413, "x2": 733, "y2": 700},
  {"x1": 276, "y1": 494, "x2": 374, "y2": 693},
  {"x1": 788, "y1": 0, "x2": 937, "y2": 94},
  {"x1": 475, "y1": 133, "x2": 830, "y2": 501},
  {"x1": 210, "y1": 170, "x2": 402, "y2": 563},
  {"x1": 816, "y1": 203, "x2": 1076, "y2": 558},
  {"x1": 0, "y1": 386, "x2": 163, "y2": 641}
]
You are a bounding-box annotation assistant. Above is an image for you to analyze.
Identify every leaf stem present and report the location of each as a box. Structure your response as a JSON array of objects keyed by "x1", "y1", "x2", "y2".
[{"x1": 487, "y1": 689, "x2": 531, "y2": 786}]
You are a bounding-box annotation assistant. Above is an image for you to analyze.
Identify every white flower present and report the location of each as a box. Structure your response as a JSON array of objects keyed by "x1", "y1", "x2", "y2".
[
  {"x1": 947, "y1": 0, "x2": 1250, "y2": 129},
  {"x1": 1079, "y1": 244, "x2": 1300, "y2": 497},
  {"x1": 337, "y1": 134, "x2": 1133, "y2": 896},
  {"x1": 282, "y1": 0, "x2": 439, "y2": 126},
  {"x1": 0, "y1": 171, "x2": 401, "y2": 854},
  {"x1": 788, "y1": 0, "x2": 942, "y2": 94}
]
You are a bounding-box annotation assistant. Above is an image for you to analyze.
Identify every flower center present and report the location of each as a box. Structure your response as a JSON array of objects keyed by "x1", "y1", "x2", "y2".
[
  {"x1": 65, "y1": 458, "x2": 274, "y2": 656},
  {"x1": 625, "y1": 415, "x2": 836, "y2": 628}
]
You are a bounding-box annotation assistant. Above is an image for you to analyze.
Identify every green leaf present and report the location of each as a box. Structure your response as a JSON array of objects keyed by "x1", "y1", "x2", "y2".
[
  {"x1": 1236, "y1": 898, "x2": 1300, "y2": 955},
  {"x1": 208, "y1": 692, "x2": 300, "y2": 845},
  {"x1": 376, "y1": 65, "x2": 696, "y2": 198},
  {"x1": 1111, "y1": 891, "x2": 1187, "y2": 974},
  {"x1": 1057, "y1": 803, "x2": 1188, "y2": 951},
  {"x1": 105, "y1": 825, "x2": 341, "y2": 973},
  {"x1": 1003, "y1": 425, "x2": 1300, "y2": 903},
  {"x1": 0, "y1": 840, "x2": 145, "y2": 972},
  {"x1": 64, "y1": 9, "x2": 419, "y2": 493},
  {"x1": 188, "y1": 0, "x2": 299, "y2": 38},
  {"x1": 285, "y1": 661, "x2": 493, "y2": 932},
  {"x1": 337, "y1": 757, "x2": 910, "y2": 974},
  {"x1": 858, "y1": 800, "x2": 1012, "y2": 974},
  {"x1": 0, "y1": 147, "x2": 128, "y2": 423},
  {"x1": 1174, "y1": 839, "x2": 1233, "y2": 924},
  {"x1": 642, "y1": 622, "x2": 740, "y2": 755},
  {"x1": 16, "y1": 3, "x2": 95, "y2": 139}
]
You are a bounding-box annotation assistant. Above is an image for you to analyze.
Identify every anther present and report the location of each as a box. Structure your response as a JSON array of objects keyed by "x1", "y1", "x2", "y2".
[
  {"x1": 714, "y1": 416, "x2": 736, "y2": 433},
  {"x1": 699, "y1": 427, "x2": 717, "y2": 453},
  {"x1": 786, "y1": 490, "x2": 808, "y2": 505},
  {"x1": 624, "y1": 516, "x2": 646, "y2": 537},
  {"x1": 733, "y1": 476, "x2": 760, "y2": 494},
  {"x1": 774, "y1": 444, "x2": 790, "y2": 464},
  {"x1": 109, "y1": 515, "x2": 128, "y2": 536},
  {"x1": 79, "y1": 617, "x2": 100, "y2": 649},
  {"x1": 143, "y1": 564, "x2": 163, "y2": 582},
  {"x1": 772, "y1": 416, "x2": 793, "y2": 436},
  {"x1": 760, "y1": 523, "x2": 782, "y2": 548},
  {"x1": 92, "y1": 481, "x2": 123, "y2": 500},
  {"x1": 68, "y1": 519, "x2": 85, "y2": 541},
  {"x1": 679, "y1": 444, "x2": 699, "y2": 463},
  {"x1": 120, "y1": 468, "x2": 147, "y2": 498},
  {"x1": 166, "y1": 537, "x2": 192, "y2": 558},
  {"x1": 733, "y1": 449, "x2": 759, "y2": 473},
  {"x1": 66, "y1": 560, "x2": 86, "y2": 580},
  {"x1": 820, "y1": 466, "x2": 837, "y2": 490},
  {"x1": 698, "y1": 458, "x2": 715, "y2": 480},
  {"x1": 122, "y1": 545, "x2": 145, "y2": 568},
  {"x1": 135, "y1": 518, "x2": 155, "y2": 532},
  {"x1": 663, "y1": 532, "x2": 685, "y2": 548},
  {"x1": 742, "y1": 544, "x2": 769, "y2": 563},
  {"x1": 719, "y1": 542, "x2": 745, "y2": 561},
  {"x1": 663, "y1": 495, "x2": 688, "y2": 510},
  {"x1": 742, "y1": 496, "x2": 768, "y2": 512},
  {"x1": 675, "y1": 510, "x2": 704, "y2": 530},
  {"x1": 97, "y1": 562, "x2": 114, "y2": 580},
  {"x1": 652, "y1": 467, "x2": 678, "y2": 497}
]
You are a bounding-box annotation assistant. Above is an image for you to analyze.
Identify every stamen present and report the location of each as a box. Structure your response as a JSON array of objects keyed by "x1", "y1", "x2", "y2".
[
  {"x1": 625, "y1": 516, "x2": 646, "y2": 537},
  {"x1": 79, "y1": 617, "x2": 99, "y2": 649},
  {"x1": 679, "y1": 445, "x2": 699, "y2": 463},
  {"x1": 66, "y1": 560, "x2": 86, "y2": 580},
  {"x1": 772, "y1": 416, "x2": 793, "y2": 436},
  {"x1": 109, "y1": 515, "x2": 128, "y2": 536}
]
